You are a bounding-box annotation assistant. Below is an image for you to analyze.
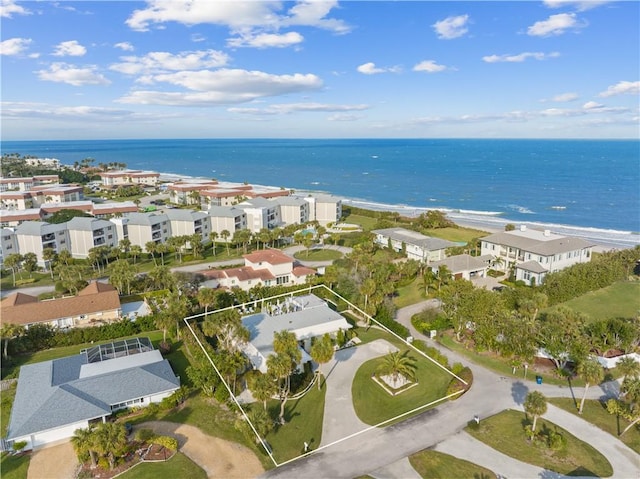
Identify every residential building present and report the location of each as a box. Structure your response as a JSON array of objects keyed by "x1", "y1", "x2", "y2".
[
  {"x1": 15, "y1": 221, "x2": 70, "y2": 266},
  {"x1": 237, "y1": 197, "x2": 280, "y2": 232},
  {"x1": 241, "y1": 294, "x2": 353, "y2": 373},
  {"x1": 480, "y1": 225, "x2": 594, "y2": 284},
  {"x1": 29, "y1": 184, "x2": 84, "y2": 206},
  {"x1": 207, "y1": 206, "x2": 247, "y2": 238},
  {"x1": 164, "y1": 208, "x2": 211, "y2": 243},
  {"x1": 0, "y1": 228, "x2": 18, "y2": 267},
  {"x1": 201, "y1": 187, "x2": 251, "y2": 208},
  {"x1": 372, "y1": 227, "x2": 457, "y2": 263},
  {"x1": 302, "y1": 194, "x2": 342, "y2": 226},
  {"x1": 6, "y1": 337, "x2": 180, "y2": 450},
  {"x1": 99, "y1": 169, "x2": 160, "y2": 187},
  {"x1": 0, "y1": 175, "x2": 59, "y2": 192},
  {"x1": 429, "y1": 254, "x2": 492, "y2": 281},
  {"x1": 24, "y1": 158, "x2": 61, "y2": 169},
  {"x1": 275, "y1": 196, "x2": 310, "y2": 226},
  {"x1": 0, "y1": 191, "x2": 33, "y2": 210},
  {"x1": 0, "y1": 281, "x2": 121, "y2": 329},
  {"x1": 67, "y1": 217, "x2": 118, "y2": 259},
  {"x1": 168, "y1": 179, "x2": 219, "y2": 205},
  {"x1": 201, "y1": 249, "x2": 316, "y2": 291},
  {"x1": 0, "y1": 209, "x2": 42, "y2": 227},
  {"x1": 113, "y1": 212, "x2": 171, "y2": 248}
]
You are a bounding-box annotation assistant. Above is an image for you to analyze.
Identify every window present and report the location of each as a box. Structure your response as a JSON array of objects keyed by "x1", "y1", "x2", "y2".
[{"x1": 523, "y1": 271, "x2": 531, "y2": 281}]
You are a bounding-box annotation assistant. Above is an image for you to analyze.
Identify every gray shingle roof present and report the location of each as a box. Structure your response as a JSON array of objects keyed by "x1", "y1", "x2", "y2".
[
  {"x1": 15, "y1": 221, "x2": 65, "y2": 236},
  {"x1": 516, "y1": 260, "x2": 549, "y2": 273},
  {"x1": 481, "y1": 230, "x2": 594, "y2": 256},
  {"x1": 66, "y1": 217, "x2": 113, "y2": 231},
  {"x1": 372, "y1": 227, "x2": 456, "y2": 251},
  {"x1": 124, "y1": 212, "x2": 169, "y2": 226},
  {"x1": 7, "y1": 348, "x2": 179, "y2": 441},
  {"x1": 164, "y1": 209, "x2": 208, "y2": 221},
  {"x1": 207, "y1": 206, "x2": 244, "y2": 218},
  {"x1": 430, "y1": 254, "x2": 489, "y2": 273}
]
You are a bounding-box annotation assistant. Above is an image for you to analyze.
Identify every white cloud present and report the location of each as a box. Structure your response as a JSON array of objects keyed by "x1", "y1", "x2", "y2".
[
  {"x1": 599, "y1": 80, "x2": 640, "y2": 97},
  {"x1": 413, "y1": 60, "x2": 448, "y2": 73},
  {"x1": 53, "y1": 40, "x2": 87, "y2": 57},
  {"x1": 482, "y1": 51, "x2": 560, "y2": 63},
  {"x1": 126, "y1": 0, "x2": 349, "y2": 34},
  {"x1": 110, "y1": 50, "x2": 230, "y2": 75},
  {"x1": 228, "y1": 31, "x2": 304, "y2": 49},
  {"x1": 543, "y1": 0, "x2": 612, "y2": 11},
  {"x1": 551, "y1": 92, "x2": 579, "y2": 102},
  {"x1": 0, "y1": 37, "x2": 32, "y2": 56},
  {"x1": 117, "y1": 68, "x2": 322, "y2": 105},
  {"x1": 356, "y1": 62, "x2": 401, "y2": 75},
  {"x1": 1, "y1": 101, "x2": 176, "y2": 122},
  {"x1": 114, "y1": 42, "x2": 134, "y2": 51},
  {"x1": 432, "y1": 14, "x2": 469, "y2": 40},
  {"x1": 527, "y1": 13, "x2": 584, "y2": 37},
  {"x1": 191, "y1": 33, "x2": 206, "y2": 43},
  {"x1": 0, "y1": 0, "x2": 30, "y2": 18},
  {"x1": 229, "y1": 102, "x2": 369, "y2": 115},
  {"x1": 328, "y1": 113, "x2": 362, "y2": 122},
  {"x1": 36, "y1": 63, "x2": 110, "y2": 86}
]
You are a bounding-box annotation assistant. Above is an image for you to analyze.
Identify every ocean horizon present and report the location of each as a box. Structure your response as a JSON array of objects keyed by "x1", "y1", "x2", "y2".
[{"x1": 2, "y1": 138, "x2": 639, "y2": 249}]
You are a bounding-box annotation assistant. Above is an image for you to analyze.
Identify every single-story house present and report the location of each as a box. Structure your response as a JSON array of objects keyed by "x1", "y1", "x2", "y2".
[
  {"x1": 240, "y1": 294, "x2": 352, "y2": 373},
  {"x1": 6, "y1": 337, "x2": 180, "y2": 450},
  {"x1": 429, "y1": 254, "x2": 492, "y2": 280},
  {"x1": 0, "y1": 281, "x2": 121, "y2": 329}
]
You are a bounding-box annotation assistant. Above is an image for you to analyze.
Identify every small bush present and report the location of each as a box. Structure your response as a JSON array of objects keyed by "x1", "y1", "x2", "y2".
[
  {"x1": 135, "y1": 428, "x2": 156, "y2": 442},
  {"x1": 451, "y1": 362, "x2": 465, "y2": 375},
  {"x1": 447, "y1": 366, "x2": 473, "y2": 399},
  {"x1": 97, "y1": 457, "x2": 110, "y2": 470},
  {"x1": 412, "y1": 340, "x2": 450, "y2": 368},
  {"x1": 15, "y1": 278, "x2": 36, "y2": 286},
  {"x1": 12, "y1": 440, "x2": 27, "y2": 452},
  {"x1": 151, "y1": 435, "x2": 178, "y2": 451}
]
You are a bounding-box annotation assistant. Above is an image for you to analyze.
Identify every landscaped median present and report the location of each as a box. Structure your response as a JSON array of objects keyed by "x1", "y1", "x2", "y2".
[{"x1": 408, "y1": 450, "x2": 497, "y2": 479}]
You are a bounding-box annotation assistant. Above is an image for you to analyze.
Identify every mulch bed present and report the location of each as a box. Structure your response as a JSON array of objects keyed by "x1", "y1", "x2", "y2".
[{"x1": 77, "y1": 443, "x2": 175, "y2": 479}]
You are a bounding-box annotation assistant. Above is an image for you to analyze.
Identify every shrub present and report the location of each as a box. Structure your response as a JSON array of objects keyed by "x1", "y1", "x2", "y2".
[
  {"x1": 151, "y1": 435, "x2": 178, "y2": 451},
  {"x1": 451, "y1": 362, "x2": 465, "y2": 376},
  {"x1": 412, "y1": 340, "x2": 450, "y2": 368},
  {"x1": 12, "y1": 440, "x2": 27, "y2": 452},
  {"x1": 135, "y1": 428, "x2": 156, "y2": 442},
  {"x1": 447, "y1": 366, "x2": 473, "y2": 399},
  {"x1": 97, "y1": 457, "x2": 110, "y2": 470},
  {"x1": 15, "y1": 278, "x2": 36, "y2": 286}
]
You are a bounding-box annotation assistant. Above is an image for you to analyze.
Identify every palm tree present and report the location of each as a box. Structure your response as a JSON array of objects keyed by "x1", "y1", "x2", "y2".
[
  {"x1": 4, "y1": 253, "x2": 23, "y2": 286},
  {"x1": 616, "y1": 356, "x2": 640, "y2": 382},
  {"x1": 376, "y1": 350, "x2": 417, "y2": 388},
  {"x1": 42, "y1": 247, "x2": 56, "y2": 279},
  {"x1": 1, "y1": 323, "x2": 24, "y2": 360},
  {"x1": 71, "y1": 426, "x2": 98, "y2": 467},
  {"x1": 130, "y1": 245, "x2": 143, "y2": 264},
  {"x1": 248, "y1": 372, "x2": 277, "y2": 410},
  {"x1": 209, "y1": 231, "x2": 219, "y2": 256},
  {"x1": 221, "y1": 229, "x2": 231, "y2": 255},
  {"x1": 145, "y1": 241, "x2": 158, "y2": 265},
  {"x1": 268, "y1": 330, "x2": 302, "y2": 424},
  {"x1": 524, "y1": 391, "x2": 547, "y2": 436},
  {"x1": 310, "y1": 334, "x2": 334, "y2": 389},
  {"x1": 360, "y1": 278, "x2": 376, "y2": 315},
  {"x1": 93, "y1": 422, "x2": 127, "y2": 470},
  {"x1": 576, "y1": 358, "x2": 604, "y2": 414},
  {"x1": 197, "y1": 288, "x2": 217, "y2": 319}
]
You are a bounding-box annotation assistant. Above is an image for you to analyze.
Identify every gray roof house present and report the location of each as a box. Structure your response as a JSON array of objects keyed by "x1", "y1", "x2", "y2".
[
  {"x1": 6, "y1": 337, "x2": 180, "y2": 450},
  {"x1": 372, "y1": 227, "x2": 457, "y2": 263},
  {"x1": 430, "y1": 253, "x2": 492, "y2": 281}
]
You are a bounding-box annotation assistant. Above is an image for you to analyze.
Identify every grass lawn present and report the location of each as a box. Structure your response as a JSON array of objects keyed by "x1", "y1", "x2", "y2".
[
  {"x1": 437, "y1": 334, "x2": 588, "y2": 388},
  {"x1": 408, "y1": 449, "x2": 497, "y2": 479},
  {"x1": 118, "y1": 452, "x2": 207, "y2": 479},
  {"x1": 342, "y1": 213, "x2": 378, "y2": 231},
  {"x1": 549, "y1": 398, "x2": 640, "y2": 454},
  {"x1": 293, "y1": 249, "x2": 343, "y2": 261},
  {"x1": 423, "y1": 226, "x2": 489, "y2": 244},
  {"x1": 465, "y1": 409, "x2": 612, "y2": 477},
  {"x1": 262, "y1": 381, "x2": 326, "y2": 464},
  {"x1": 393, "y1": 276, "x2": 426, "y2": 308},
  {"x1": 548, "y1": 281, "x2": 640, "y2": 322},
  {"x1": 0, "y1": 452, "x2": 30, "y2": 479},
  {"x1": 1, "y1": 385, "x2": 17, "y2": 436},
  {"x1": 352, "y1": 347, "x2": 453, "y2": 426}
]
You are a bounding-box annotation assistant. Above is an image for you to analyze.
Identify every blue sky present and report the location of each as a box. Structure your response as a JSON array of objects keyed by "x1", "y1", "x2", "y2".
[{"x1": 1, "y1": 0, "x2": 638, "y2": 140}]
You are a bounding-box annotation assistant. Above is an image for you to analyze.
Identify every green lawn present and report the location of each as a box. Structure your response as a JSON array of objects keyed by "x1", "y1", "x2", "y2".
[
  {"x1": 423, "y1": 226, "x2": 489, "y2": 244},
  {"x1": 118, "y1": 452, "x2": 206, "y2": 479},
  {"x1": 342, "y1": 213, "x2": 378, "y2": 231},
  {"x1": 1, "y1": 385, "x2": 17, "y2": 437},
  {"x1": 393, "y1": 276, "x2": 426, "y2": 308},
  {"x1": 262, "y1": 381, "x2": 326, "y2": 464},
  {"x1": 352, "y1": 348, "x2": 453, "y2": 426},
  {"x1": 549, "y1": 281, "x2": 640, "y2": 322},
  {"x1": 408, "y1": 450, "x2": 497, "y2": 479},
  {"x1": 549, "y1": 397, "x2": 640, "y2": 454},
  {"x1": 293, "y1": 249, "x2": 343, "y2": 261},
  {"x1": 0, "y1": 452, "x2": 30, "y2": 479},
  {"x1": 465, "y1": 409, "x2": 612, "y2": 477}
]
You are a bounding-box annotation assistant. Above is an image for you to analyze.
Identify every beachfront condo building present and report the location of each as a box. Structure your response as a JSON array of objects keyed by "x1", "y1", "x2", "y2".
[
  {"x1": 0, "y1": 175, "x2": 59, "y2": 192},
  {"x1": 99, "y1": 169, "x2": 160, "y2": 187},
  {"x1": 0, "y1": 185, "x2": 84, "y2": 211},
  {"x1": 237, "y1": 197, "x2": 280, "y2": 232},
  {"x1": 372, "y1": 227, "x2": 457, "y2": 263},
  {"x1": 275, "y1": 196, "x2": 310, "y2": 225},
  {"x1": 207, "y1": 206, "x2": 247, "y2": 238},
  {"x1": 111, "y1": 212, "x2": 171, "y2": 248},
  {"x1": 302, "y1": 194, "x2": 342, "y2": 226},
  {"x1": 66, "y1": 217, "x2": 118, "y2": 259},
  {"x1": 480, "y1": 225, "x2": 594, "y2": 285},
  {"x1": 0, "y1": 228, "x2": 18, "y2": 268},
  {"x1": 164, "y1": 209, "x2": 211, "y2": 244},
  {"x1": 15, "y1": 221, "x2": 71, "y2": 266}
]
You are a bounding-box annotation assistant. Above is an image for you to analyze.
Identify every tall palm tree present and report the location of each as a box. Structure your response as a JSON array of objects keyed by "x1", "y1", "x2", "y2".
[
  {"x1": 145, "y1": 241, "x2": 158, "y2": 265},
  {"x1": 220, "y1": 230, "x2": 231, "y2": 255},
  {"x1": 71, "y1": 426, "x2": 98, "y2": 467},
  {"x1": 1, "y1": 323, "x2": 24, "y2": 360},
  {"x1": 576, "y1": 358, "x2": 604, "y2": 414},
  {"x1": 209, "y1": 231, "x2": 219, "y2": 256},
  {"x1": 197, "y1": 288, "x2": 217, "y2": 319},
  {"x1": 269, "y1": 330, "x2": 302, "y2": 424},
  {"x1": 248, "y1": 372, "x2": 278, "y2": 410},
  {"x1": 130, "y1": 244, "x2": 143, "y2": 264},
  {"x1": 376, "y1": 350, "x2": 417, "y2": 388},
  {"x1": 310, "y1": 334, "x2": 334, "y2": 389},
  {"x1": 524, "y1": 391, "x2": 547, "y2": 435},
  {"x1": 42, "y1": 247, "x2": 57, "y2": 279},
  {"x1": 616, "y1": 356, "x2": 640, "y2": 382},
  {"x1": 93, "y1": 422, "x2": 127, "y2": 470}
]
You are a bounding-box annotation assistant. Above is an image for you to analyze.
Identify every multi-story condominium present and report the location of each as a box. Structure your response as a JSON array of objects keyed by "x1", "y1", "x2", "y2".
[
  {"x1": 0, "y1": 210, "x2": 42, "y2": 227},
  {"x1": 372, "y1": 227, "x2": 457, "y2": 263},
  {"x1": 207, "y1": 206, "x2": 247, "y2": 238},
  {"x1": 164, "y1": 209, "x2": 211, "y2": 243},
  {"x1": 201, "y1": 187, "x2": 252, "y2": 208},
  {"x1": 0, "y1": 192, "x2": 34, "y2": 210},
  {"x1": 1, "y1": 185, "x2": 83, "y2": 211},
  {"x1": 112, "y1": 212, "x2": 171, "y2": 248},
  {"x1": 0, "y1": 228, "x2": 18, "y2": 267},
  {"x1": 480, "y1": 225, "x2": 594, "y2": 285},
  {"x1": 301, "y1": 194, "x2": 342, "y2": 226},
  {"x1": 91, "y1": 201, "x2": 139, "y2": 218},
  {"x1": 15, "y1": 221, "x2": 70, "y2": 266},
  {"x1": 67, "y1": 217, "x2": 118, "y2": 259},
  {"x1": 237, "y1": 197, "x2": 280, "y2": 232},
  {"x1": 0, "y1": 175, "x2": 59, "y2": 192},
  {"x1": 168, "y1": 179, "x2": 220, "y2": 205},
  {"x1": 275, "y1": 196, "x2": 310, "y2": 226},
  {"x1": 0, "y1": 202, "x2": 137, "y2": 226},
  {"x1": 201, "y1": 249, "x2": 316, "y2": 291},
  {"x1": 99, "y1": 169, "x2": 160, "y2": 187}
]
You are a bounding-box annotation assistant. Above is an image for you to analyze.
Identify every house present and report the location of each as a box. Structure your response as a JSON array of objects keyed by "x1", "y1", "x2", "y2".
[
  {"x1": 99, "y1": 169, "x2": 160, "y2": 187},
  {"x1": 372, "y1": 227, "x2": 457, "y2": 263},
  {"x1": 0, "y1": 281, "x2": 121, "y2": 329},
  {"x1": 67, "y1": 217, "x2": 118, "y2": 259},
  {"x1": 429, "y1": 254, "x2": 492, "y2": 281},
  {"x1": 240, "y1": 294, "x2": 353, "y2": 373},
  {"x1": 15, "y1": 221, "x2": 70, "y2": 266},
  {"x1": 164, "y1": 208, "x2": 211, "y2": 244},
  {"x1": 480, "y1": 225, "x2": 594, "y2": 284},
  {"x1": 201, "y1": 249, "x2": 316, "y2": 291},
  {"x1": 6, "y1": 337, "x2": 180, "y2": 450},
  {"x1": 301, "y1": 194, "x2": 342, "y2": 226},
  {"x1": 207, "y1": 206, "x2": 247, "y2": 238}
]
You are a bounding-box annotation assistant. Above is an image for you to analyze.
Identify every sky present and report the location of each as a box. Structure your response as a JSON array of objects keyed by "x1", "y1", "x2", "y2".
[{"x1": 1, "y1": 0, "x2": 639, "y2": 140}]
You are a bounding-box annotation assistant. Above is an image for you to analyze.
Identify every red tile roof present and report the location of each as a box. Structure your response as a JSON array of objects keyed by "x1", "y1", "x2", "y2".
[{"x1": 243, "y1": 249, "x2": 294, "y2": 266}]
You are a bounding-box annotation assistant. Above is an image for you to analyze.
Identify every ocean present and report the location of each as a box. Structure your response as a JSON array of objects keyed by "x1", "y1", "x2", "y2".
[{"x1": 2, "y1": 138, "x2": 639, "y2": 249}]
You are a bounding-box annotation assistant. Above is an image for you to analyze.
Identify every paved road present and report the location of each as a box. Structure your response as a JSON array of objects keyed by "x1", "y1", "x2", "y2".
[{"x1": 261, "y1": 300, "x2": 635, "y2": 479}]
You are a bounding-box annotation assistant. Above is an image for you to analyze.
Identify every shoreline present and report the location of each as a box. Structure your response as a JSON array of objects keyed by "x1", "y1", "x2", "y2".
[{"x1": 156, "y1": 173, "x2": 638, "y2": 252}]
